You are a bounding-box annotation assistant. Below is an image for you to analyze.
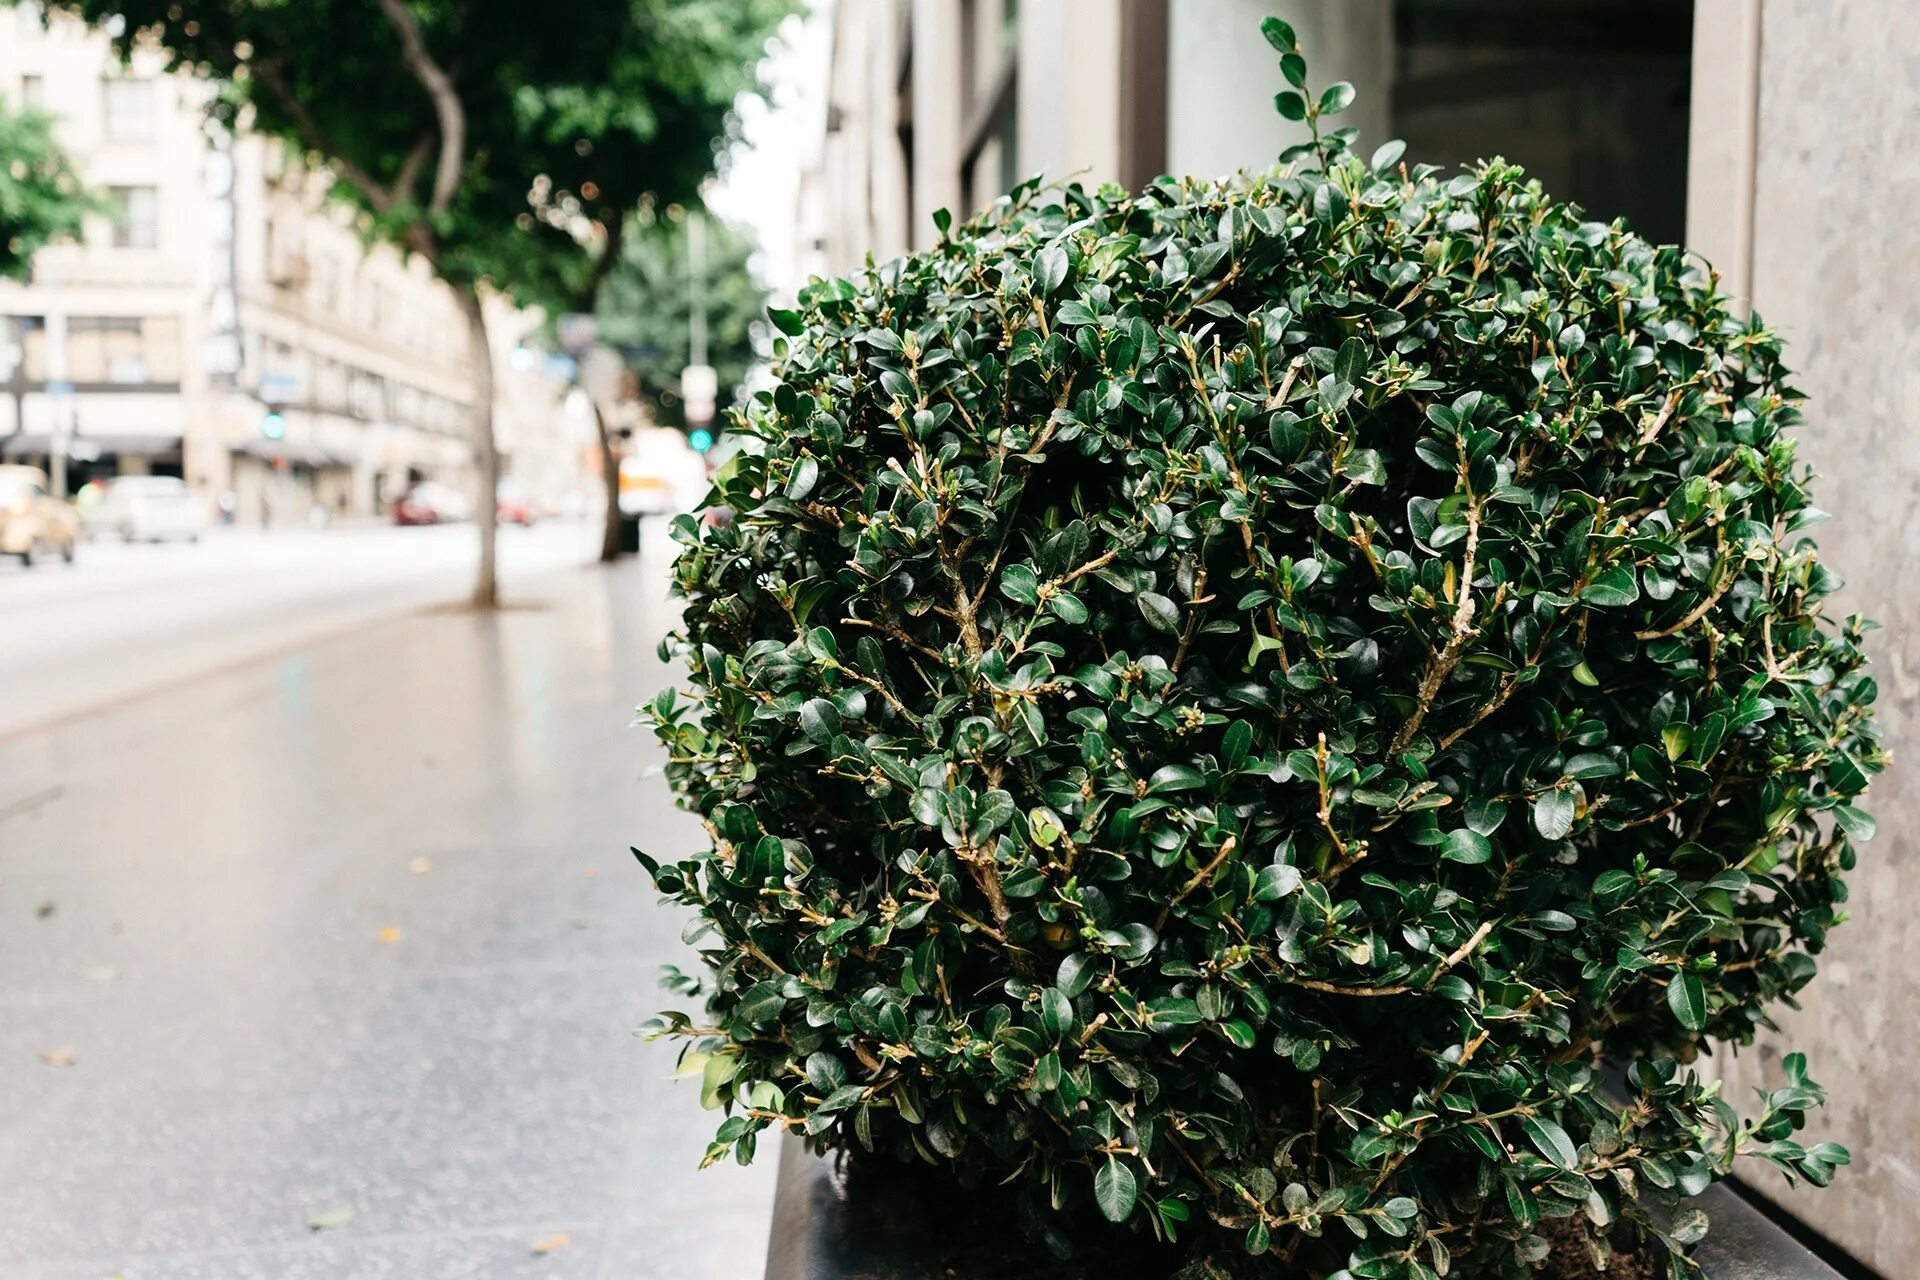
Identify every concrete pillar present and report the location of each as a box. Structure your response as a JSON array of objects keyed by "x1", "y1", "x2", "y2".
[
  {"x1": 1685, "y1": 0, "x2": 1763, "y2": 303},
  {"x1": 868, "y1": 2, "x2": 910, "y2": 260},
  {"x1": 1016, "y1": 0, "x2": 1124, "y2": 189},
  {"x1": 1687, "y1": 2, "x2": 1920, "y2": 1272},
  {"x1": 908, "y1": 0, "x2": 963, "y2": 249},
  {"x1": 1166, "y1": 0, "x2": 1391, "y2": 181}
]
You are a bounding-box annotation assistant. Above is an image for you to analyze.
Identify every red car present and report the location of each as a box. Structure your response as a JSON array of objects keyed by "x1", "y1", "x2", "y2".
[
  {"x1": 391, "y1": 482, "x2": 472, "y2": 525},
  {"x1": 495, "y1": 481, "x2": 536, "y2": 527}
]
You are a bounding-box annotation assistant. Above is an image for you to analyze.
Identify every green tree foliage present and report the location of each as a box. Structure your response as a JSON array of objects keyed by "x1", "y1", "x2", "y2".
[
  {"x1": 641, "y1": 19, "x2": 1881, "y2": 1279},
  {"x1": 403, "y1": 0, "x2": 788, "y2": 556},
  {"x1": 471, "y1": 0, "x2": 790, "y2": 295},
  {"x1": 0, "y1": 101, "x2": 92, "y2": 280},
  {"x1": 53, "y1": 0, "x2": 783, "y2": 598},
  {"x1": 593, "y1": 207, "x2": 767, "y2": 430}
]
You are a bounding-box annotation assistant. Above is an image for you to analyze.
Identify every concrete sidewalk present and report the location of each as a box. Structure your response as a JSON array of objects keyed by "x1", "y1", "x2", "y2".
[{"x1": 0, "y1": 557, "x2": 774, "y2": 1278}]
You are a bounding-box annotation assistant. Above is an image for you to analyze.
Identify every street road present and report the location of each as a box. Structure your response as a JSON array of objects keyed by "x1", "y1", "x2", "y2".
[
  {"x1": 0, "y1": 537, "x2": 778, "y2": 1278},
  {"x1": 0, "y1": 521, "x2": 602, "y2": 737}
]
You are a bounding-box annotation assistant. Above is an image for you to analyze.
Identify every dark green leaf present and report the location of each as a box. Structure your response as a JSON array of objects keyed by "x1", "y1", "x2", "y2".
[
  {"x1": 1318, "y1": 81, "x2": 1356, "y2": 116},
  {"x1": 1668, "y1": 971, "x2": 1707, "y2": 1031},
  {"x1": 1533, "y1": 788, "x2": 1576, "y2": 840},
  {"x1": 1138, "y1": 592, "x2": 1181, "y2": 633},
  {"x1": 1095, "y1": 1160, "x2": 1138, "y2": 1223}
]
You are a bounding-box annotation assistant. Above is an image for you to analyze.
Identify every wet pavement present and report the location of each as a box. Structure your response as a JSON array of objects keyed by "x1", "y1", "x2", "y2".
[
  {"x1": 0, "y1": 553, "x2": 776, "y2": 1278},
  {"x1": 0, "y1": 520, "x2": 603, "y2": 738}
]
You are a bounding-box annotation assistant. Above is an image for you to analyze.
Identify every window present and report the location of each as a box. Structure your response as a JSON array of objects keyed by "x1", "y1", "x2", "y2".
[
  {"x1": 102, "y1": 77, "x2": 154, "y2": 141},
  {"x1": 20, "y1": 75, "x2": 44, "y2": 110},
  {"x1": 361, "y1": 279, "x2": 386, "y2": 330},
  {"x1": 61, "y1": 316, "x2": 182, "y2": 385},
  {"x1": 110, "y1": 186, "x2": 158, "y2": 249},
  {"x1": 311, "y1": 256, "x2": 340, "y2": 312},
  {"x1": 14, "y1": 315, "x2": 181, "y2": 385},
  {"x1": 1391, "y1": 0, "x2": 1693, "y2": 246}
]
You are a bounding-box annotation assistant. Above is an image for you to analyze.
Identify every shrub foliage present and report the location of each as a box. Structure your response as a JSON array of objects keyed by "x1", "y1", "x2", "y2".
[{"x1": 642, "y1": 19, "x2": 1881, "y2": 1278}]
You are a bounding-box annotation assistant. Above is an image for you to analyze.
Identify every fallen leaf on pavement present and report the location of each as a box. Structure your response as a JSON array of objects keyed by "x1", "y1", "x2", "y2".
[
  {"x1": 307, "y1": 1206, "x2": 355, "y2": 1231},
  {"x1": 36, "y1": 901, "x2": 56, "y2": 919},
  {"x1": 377, "y1": 925, "x2": 403, "y2": 944},
  {"x1": 40, "y1": 1047, "x2": 77, "y2": 1067},
  {"x1": 530, "y1": 1233, "x2": 571, "y2": 1255},
  {"x1": 408, "y1": 857, "x2": 431, "y2": 875}
]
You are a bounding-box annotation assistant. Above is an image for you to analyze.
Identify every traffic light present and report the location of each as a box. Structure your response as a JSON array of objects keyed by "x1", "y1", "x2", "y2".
[
  {"x1": 262, "y1": 410, "x2": 286, "y2": 440},
  {"x1": 688, "y1": 427, "x2": 714, "y2": 454}
]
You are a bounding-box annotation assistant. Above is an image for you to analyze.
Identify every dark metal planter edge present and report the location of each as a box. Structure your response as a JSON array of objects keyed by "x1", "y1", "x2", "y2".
[{"x1": 764, "y1": 1134, "x2": 1848, "y2": 1280}]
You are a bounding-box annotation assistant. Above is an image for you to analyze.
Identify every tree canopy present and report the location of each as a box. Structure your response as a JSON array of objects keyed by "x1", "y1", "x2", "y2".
[
  {"x1": 53, "y1": 0, "x2": 789, "y2": 598},
  {"x1": 0, "y1": 101, "x2": 93, "y2": 280},
  {"x1": 592, "y1": 208, "x2": 768, "y2": 430}
]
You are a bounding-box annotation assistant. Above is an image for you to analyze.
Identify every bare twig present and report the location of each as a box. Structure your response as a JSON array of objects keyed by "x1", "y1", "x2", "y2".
[
  {"x1": 1390, "y1": 449, "x2": 1481, "y2": 755},
  {"x1": 1154, "y1": 835, "x2": 1237, "y2": 929},
  {"x1": 250, "y1": 59, "x2": 398, "y2": 214}
]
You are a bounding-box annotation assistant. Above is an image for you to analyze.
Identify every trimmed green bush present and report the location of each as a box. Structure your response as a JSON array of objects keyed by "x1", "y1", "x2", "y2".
[{"x1": 642, "y1": 18, "x2": 1881, "y2": 1278}]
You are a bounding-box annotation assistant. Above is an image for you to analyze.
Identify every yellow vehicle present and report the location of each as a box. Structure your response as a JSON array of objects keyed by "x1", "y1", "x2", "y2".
[
  {"x1": 617, "y1": 428, "x2": 708, "y2": 519},
  {"x1": 0, "y1": 465, "x2": 79, "y2": 566}
]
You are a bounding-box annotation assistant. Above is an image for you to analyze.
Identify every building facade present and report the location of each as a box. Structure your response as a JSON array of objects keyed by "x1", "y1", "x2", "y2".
[
  {"x1": 804, "y1": 2, "x2": 1914, "y2": 1273},
  {"x1": 799, "y1": 1, "x2": 1690, "y2": 277},
  {"x1": 0, "y1": 4, "x2": 580, "y2": 525}
]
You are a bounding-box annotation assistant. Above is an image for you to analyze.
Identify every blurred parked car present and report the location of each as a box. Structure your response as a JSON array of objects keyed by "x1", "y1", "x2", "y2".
[
  {"x1": 392, "y1": 481, "x2": 473, "y2": 525},
  {"x1": 496, "y1": 480, "x2": 537, "y2": 527},
  {"x1": 0, "y1": 465, "x2": 78, "y2": 565},
  {"x1": 617, "y1": 427, "x2": 709, "y2": 519},
  {"x1": 84, "y1": 475, "x2": 208, "y2": 543}
]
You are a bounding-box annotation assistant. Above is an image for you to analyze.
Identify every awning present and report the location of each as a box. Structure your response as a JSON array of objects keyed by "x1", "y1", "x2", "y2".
[
  {"x1": 230, "y1": 439, "x2": 356, "y2": 468},
  {"x1": 0, "y1": 433, "x2": 184, "y2": 459}
]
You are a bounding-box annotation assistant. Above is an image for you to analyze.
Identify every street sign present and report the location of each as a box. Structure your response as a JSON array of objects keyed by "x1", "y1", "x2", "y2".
[
  {"x1": 682, "y1": 363, "x2": 717, "y2": 426},
  {"x1": 681, "y1": 364, "x2": 718, "y2": 402},
  {"x1": 258, "y1": 372, "x2": 302, "y2": 405},
  {"x1": 45, "y1": 379, "x2": 74, "y2": 398},
  {"x1": 556, "y1": 313, "x2": 597, "y2": 356}
]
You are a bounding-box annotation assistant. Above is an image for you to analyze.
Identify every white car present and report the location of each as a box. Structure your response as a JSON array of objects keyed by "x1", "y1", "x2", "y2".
[{"x1": 85, "y1": 476, "x2": 209, "y2": 543}]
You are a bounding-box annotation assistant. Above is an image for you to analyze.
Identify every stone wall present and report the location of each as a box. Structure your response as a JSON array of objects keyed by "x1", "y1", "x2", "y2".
[{"x1": 1689, "y1": 2, "x2": 1920, "y2": 1272}]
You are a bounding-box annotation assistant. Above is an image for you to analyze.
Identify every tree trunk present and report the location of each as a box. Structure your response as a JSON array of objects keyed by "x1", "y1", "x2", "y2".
[
  {"x1": 455, "y1": 281, "x2": 499, "y2": 608},
  {"x1": 590, "y1": 394, "x2": 622, "y2": 562}
]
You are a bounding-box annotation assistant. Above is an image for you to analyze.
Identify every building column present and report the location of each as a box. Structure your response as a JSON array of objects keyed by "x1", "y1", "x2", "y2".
[
  {"x1": 1165, "y1": 0, "x2": 1391, "y2": 182},
  {"x1": 1685, "y1": 0, "x2": 1763, "y2": 305},
  {"x1": 908, "y1": 0, "x2": 963, "y2": 250},
  {"x1": 1016, "y1": 0, "x2": 1124, "y2": 190}
]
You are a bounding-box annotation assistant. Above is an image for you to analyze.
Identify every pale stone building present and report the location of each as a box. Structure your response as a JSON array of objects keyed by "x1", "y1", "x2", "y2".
[
  {"x1": 804, "y1": 2, "x2": 1914, "y2": 1273},
  {"x1": 798, "y1": 1, "x2": 1688, "y2": 276},
  {"x1": 0, "y1": 3, "x2": 583, "y2": 525}
]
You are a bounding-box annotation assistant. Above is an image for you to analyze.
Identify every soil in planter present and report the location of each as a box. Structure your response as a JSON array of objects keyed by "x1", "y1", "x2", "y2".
[
  {"x1": 833, "y1": 1155, "x2": 1179, "y2": 1279},
  {"x1": 830, "y1": 1157, "x2": 1662, "y2": 1279},
  {"x1": 1534, "y1": 1220, "x2": 1663, "y2": 1280}
]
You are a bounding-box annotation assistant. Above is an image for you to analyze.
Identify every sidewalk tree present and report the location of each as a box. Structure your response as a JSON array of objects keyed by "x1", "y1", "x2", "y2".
[
  {"x1": 52, "y1": 0, "x2": 777, "y2": 601},
  {"x1": 467, "y1": 0, "x2": 787, "y2": 559},
  {"x1": 593, "y1": 207, "x2": 767, "y2": 433},
  {"x1": 50, "y1": 0, "x2": 609, "y2": 604},
  {"x1": 0, "y1": 101, "x2": 93, "y2": 280}
]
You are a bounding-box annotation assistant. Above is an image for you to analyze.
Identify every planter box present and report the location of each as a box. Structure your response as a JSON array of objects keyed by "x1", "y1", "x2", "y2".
[{"x1": 764, "y1": 1136, "x2": 1847, "y2": 1280}]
